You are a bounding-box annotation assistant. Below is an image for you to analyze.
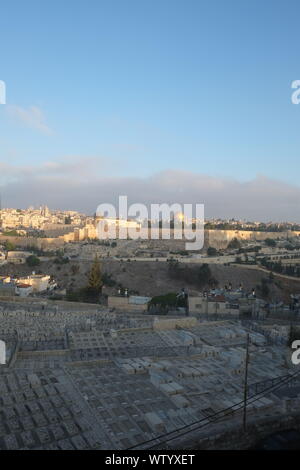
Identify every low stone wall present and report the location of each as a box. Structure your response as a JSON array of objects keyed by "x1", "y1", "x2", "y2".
[
  {"x1": 189, "y1": 296, "x2": 239, "y2": 316},
  {"x1": 108, "y1": 296, "x2": 148, "y2": 312},
  {"x1": 0, "y1": 296, "x2": 102, "y2": 313},
  {"x1": 17, "y1": 349, "x2": 68, "y2": 357},
  {"x1": 153, "y1": 316, "x2": 198, "y2": 330}
]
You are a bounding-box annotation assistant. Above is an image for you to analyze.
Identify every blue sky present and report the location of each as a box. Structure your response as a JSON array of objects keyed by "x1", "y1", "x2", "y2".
[{"x1": 1, "y1": 0, "x2": 300, "y2": 217}]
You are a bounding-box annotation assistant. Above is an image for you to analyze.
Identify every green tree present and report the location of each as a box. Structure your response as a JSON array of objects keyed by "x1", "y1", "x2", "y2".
[
  {"x1": 197, "y1": 263, "x2": 212, "y2": 285},
  {"x1": 88, "y1": 255, "x2": 103, "y2": 291},
  {"x1": 3, "y1": 230, "x2": 20, "y2": 237},
  {"x1": 207, "y1": 247, "x2": 218, "y2": 256},
  {"x1": 26, "y1": 255, "x2": 41, "y2": 267},
  {"x1": 148, "y1": 292, "x2": 182, "y2": 313},
  {"x1": 4, "y1": 240, "x2": 15, "y2": 251},
  {"x1": 265, "y1": 238, "x2": 276, "y2": 247},
  {"x1": 227, "y1": 237, "x2": 241, "y2": 250}
]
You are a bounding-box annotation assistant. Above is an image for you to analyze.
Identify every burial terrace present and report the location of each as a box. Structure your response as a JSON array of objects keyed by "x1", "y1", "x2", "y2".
[{"x1": 0, "y1": 298, "x2": 298, "y2": 449}]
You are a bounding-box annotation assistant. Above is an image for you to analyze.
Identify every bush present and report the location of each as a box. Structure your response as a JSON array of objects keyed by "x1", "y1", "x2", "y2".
[
  {"x1": 102, "y1": 273, "x2": 117, "y2": 287},
  {"x1": 66, "y1": 287, "x2": 100, "y2": 303},
  {"x1": 256, "y1": 278, "x2": 270, "y2": 299},
  {"x1": 148, "y1": 292, "x2": 185, "y2": 312},
  {"x1": 207, "y1": 247, "x2": 218, "y2": 256},
  {"x1": 26, "y1": 255, "x2": 41, "y2": 267},
  {"x1": 227, "y1": 237, "x2": 241, "y2": 250},
  {"x1": 4, "y1": 240, "x2": 15, "y2": 251},
  {"x1": 168, "y1": 261, "x2": 217, "y2": 288},
  {"x1": 265, "y1": 238, "x2": 276, "y2": 247}
]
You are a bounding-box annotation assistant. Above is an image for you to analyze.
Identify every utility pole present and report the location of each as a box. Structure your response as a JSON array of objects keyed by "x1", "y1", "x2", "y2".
[
  {"x1": 186, "y1": 288, "x2": 189, "y2": 316},
  {"x1": 0, "y1": 191, "x2": 2, "y2": 230},
  {"x1": 243, "y1": 333, "x2": 250, "y2": 432}
]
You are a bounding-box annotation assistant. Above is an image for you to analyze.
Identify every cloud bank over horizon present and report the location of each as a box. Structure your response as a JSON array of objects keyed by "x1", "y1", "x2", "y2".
[{"x1": 0, "y1": 159, "x2": 299, "y2": 222}]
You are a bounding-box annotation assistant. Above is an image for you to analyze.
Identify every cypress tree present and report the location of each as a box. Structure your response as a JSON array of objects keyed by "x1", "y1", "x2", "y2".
[{"x1": 88, "y1": 255, "x2": 103, "y2": 291}]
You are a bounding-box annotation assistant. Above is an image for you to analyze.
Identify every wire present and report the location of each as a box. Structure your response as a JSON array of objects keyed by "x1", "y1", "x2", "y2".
[
  {"x1": 126, "y1": 367, "x2": 300, "y2": 450},
  {"x1": 148, "y1": 370, "x2": 300, "y2": 449}
]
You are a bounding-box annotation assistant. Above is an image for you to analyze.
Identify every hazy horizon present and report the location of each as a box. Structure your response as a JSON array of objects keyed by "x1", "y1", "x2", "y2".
[{"x1": 1, "y1": 163, "x2": 300, "y2": 223}]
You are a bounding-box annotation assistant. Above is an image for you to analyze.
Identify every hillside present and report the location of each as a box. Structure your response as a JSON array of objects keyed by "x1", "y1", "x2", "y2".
[{"x1": 1, "y1": 258, "x2": 296, "y2": 301}]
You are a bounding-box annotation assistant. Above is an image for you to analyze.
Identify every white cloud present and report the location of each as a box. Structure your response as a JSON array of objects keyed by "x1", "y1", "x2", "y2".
[
  {"x1": 6, "y1": 105, "x2": 53, "y2": 135},
  {"x1": 0, "y1": 156, "x2": 106, "y2": 179}
]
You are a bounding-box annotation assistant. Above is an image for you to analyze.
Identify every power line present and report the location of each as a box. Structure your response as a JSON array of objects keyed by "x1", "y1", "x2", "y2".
[
  {"x1": 148, "y1": 371, "x2": 300, "y2": 449},
  {"x1": 148, "y1": 369, "x2": 300, "y2": 449},
  {"x1": 146, "y1": 370, "x2": 300, "y2": 449},
  {"x1": 126, "y1": 367, "x2": 300, "y2": 450}
]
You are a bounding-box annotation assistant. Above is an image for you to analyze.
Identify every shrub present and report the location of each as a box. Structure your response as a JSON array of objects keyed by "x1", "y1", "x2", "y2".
[{"x1": 26, "y1": 255, "x2": 41, "y2": 267}]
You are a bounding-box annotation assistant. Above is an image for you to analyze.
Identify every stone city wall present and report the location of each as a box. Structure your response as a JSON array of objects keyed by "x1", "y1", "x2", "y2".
[{"x1": 0, "y1": 235, "x2": 64, "y2": 250}]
